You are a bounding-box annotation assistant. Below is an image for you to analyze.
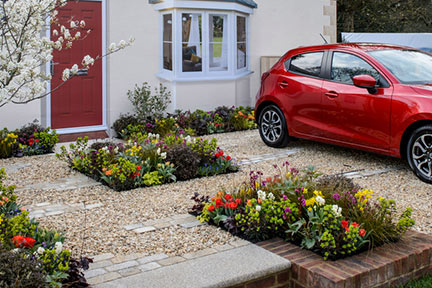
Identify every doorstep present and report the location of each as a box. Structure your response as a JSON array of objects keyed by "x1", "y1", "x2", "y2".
[
  {"x1": 89, "y1": 243, "x2": 291, "y2": 288},
  {"x1": 58, "y1": 130, "x2": 108, "y2": 142},
  {"x1": 258, "y1": 230, "x2": 432, "y2": 288}
]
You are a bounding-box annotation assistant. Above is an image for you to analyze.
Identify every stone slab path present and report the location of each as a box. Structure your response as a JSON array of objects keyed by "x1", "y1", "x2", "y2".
[{"x1": 87, "y1": 243, "x2": 291, "y2": 288}]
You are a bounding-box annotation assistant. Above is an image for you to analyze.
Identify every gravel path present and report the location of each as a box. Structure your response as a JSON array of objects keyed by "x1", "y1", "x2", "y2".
[{"x1": 1, "y1": 129, "x2": 431, "y2": 257}]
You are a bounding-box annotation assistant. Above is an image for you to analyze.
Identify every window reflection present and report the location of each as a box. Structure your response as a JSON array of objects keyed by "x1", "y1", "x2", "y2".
[
  {"x1": 182, "y1": 13, "x2": 202, "y2": 72},
  {"x1": 163, "y1": 14, "x2": 172, "y2": 71},
  {"x1": 331, "y1": 52, "x2": 379, "y2": 84},
  {"x1": 209, "y1": 15, "x2": 228, "y2": 71},
  {"x1": 288, "y1": 52, "x2": 323, "y2": 77},
  {"x1": 237, "y1": 16, "x2": 246, "y2": 69}
]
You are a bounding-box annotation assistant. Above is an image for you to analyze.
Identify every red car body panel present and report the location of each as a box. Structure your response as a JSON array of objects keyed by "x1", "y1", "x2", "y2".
[{"x1": 255, "y1": 43, "x2": 432, "y2": 158}]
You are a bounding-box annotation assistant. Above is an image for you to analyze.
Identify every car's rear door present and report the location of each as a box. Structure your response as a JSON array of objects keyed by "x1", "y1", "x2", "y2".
[
  {"x1": 278, "y1": 51, "x2": 326, "y2": 136},
  {"x1": 320, "y1": 51, "x2": 393, "y2": 149}
]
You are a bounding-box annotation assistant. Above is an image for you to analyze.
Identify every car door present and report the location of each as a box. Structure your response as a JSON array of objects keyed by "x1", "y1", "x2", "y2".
[
  {"x1": 278, "y1": 51, "x2": 326, "y2": 136},
  {"x1": 320, "y1": 51, "x2": 393, "y2": 149}
]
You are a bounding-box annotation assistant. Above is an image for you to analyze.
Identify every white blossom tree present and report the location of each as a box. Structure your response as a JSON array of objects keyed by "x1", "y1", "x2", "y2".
[{"x1": 0, "y1": 0, "x2": 133, "y2": 108}]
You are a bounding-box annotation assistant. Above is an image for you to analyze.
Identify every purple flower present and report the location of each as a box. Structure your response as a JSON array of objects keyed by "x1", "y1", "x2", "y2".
[
  {"x1": 284, "y1": 207, "x2": 292, "y2": 213},
  {"x1": 332, "y1": 193, "x2": 340, "y2": 201},
  {"x1": 283, "y1": 195, "x2": 288, "y2": 201}
]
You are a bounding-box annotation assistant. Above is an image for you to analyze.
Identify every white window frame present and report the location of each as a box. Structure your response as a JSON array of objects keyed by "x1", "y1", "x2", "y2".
[
  {"x1": 156, "y1": 8, "x2": 252, "y2": 82},
  {"x1": 160, "y1": 11, "x2": 174, "y2": 75}
]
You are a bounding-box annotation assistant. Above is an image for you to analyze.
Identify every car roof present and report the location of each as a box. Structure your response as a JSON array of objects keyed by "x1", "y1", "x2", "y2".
[{"x1": 290, "y1": 42, "x2": 416, "y2": 54}]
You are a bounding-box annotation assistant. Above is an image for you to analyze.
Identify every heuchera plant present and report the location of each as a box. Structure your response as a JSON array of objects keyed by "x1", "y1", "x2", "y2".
[{"x1": 191, "y1": 162, "x2": 415, "y2": 260}]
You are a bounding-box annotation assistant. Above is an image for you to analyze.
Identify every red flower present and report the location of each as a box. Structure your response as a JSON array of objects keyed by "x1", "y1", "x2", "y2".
[
  {"x1": 228, "y1": 202, "x2": 238, "y2": 210},
  {"x1": 136, "y1": 165, "x2": 141, "y2": 171},
  {"x1": 35, "y1": 139, "x2": 39, "y2": 143},
  {"x1": 208, "y1": 205, "x2": 215, "y2": 212},
  {"x1": 359, "y1": 229, "x2": 366, "y2": 237},
  {"x1": 235, "y1": 198, "x2": 241, "y2": 205},
  {"x1": 224, "y1": 194, "x2": 233, "y2": 201},
  {"x1": 12, "y1": 236, "x2": 36, "y2": 248},
  {"x1": 226, "y1": 156, "x2": 231, "y2": 161},
  {"x1": 352, "y1": 222, "x2": 359, "y2": 229},
  {"x1": 215, "y1": 199, "x2": 223, "y2": 208},
  {"x1": 219, "y1": 150, "x2": 224, "y2": 157},
  {"x1": 341, "y1": 220, "x2": 349, "y2": 231}
]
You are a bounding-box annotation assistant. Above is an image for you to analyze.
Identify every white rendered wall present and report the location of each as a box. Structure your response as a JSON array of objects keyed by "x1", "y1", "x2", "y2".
[{"x1": 0, "y1": 101, "x2": 41, "y2": 130}]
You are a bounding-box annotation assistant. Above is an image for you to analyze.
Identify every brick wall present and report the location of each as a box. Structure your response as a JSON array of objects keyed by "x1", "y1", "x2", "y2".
[
  {"x1": 230, "y1": 271, "x2": 291, "y2": 288},
  {"x1": 258, "y1": 230, "x2": 432, "y2": 288}
]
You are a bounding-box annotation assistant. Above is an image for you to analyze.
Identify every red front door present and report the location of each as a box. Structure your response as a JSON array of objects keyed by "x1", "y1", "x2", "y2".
[{"x1": 51, "y1": 1, "x2": 103, "y2": 129}]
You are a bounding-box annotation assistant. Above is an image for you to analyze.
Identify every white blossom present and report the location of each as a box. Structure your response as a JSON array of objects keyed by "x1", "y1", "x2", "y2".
[
  {"x1": 316, "y1": 196, "x2": 325, "y2": 206},
  {"x1": 37, "y1": 247, "x2": 45, "y2": 255},
  {"x1": 80, "y1": 20, "x2": 86, "y2": 28},
  {"x1": 268, "y1": 192, "x2": 275, "y2": 200},
  {"x1": 332, "y1": 205, "x2": 342, "y2": 217},
  {"x1": 256, "y1": 205, "x2": 261, "y2": 212},
  {"x1": 62, "y1": 69, "x2": 70, "y2": 81},
  {"x1": 257, "y1": 190, "x2": 266, "y2": 200},
  {"x1": 55, "y1": 242, "x2": 63, "y2": 254},
  {"x1": 70, "y1": 21, "x2": 76, "y2": 28},
  {"x1": 161, "y1": 152, "x2": 167, "y2": 159}
]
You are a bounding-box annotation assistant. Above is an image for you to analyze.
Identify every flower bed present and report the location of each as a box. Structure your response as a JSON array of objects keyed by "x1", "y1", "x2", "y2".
[
  {"x1": 0, "y1": 122, "x2": 58, "y2": 159},
  {"x1": 0, "y1": 169, "x2": 90, "y2": 287},
  {"x1": 57, "y1": 134, "x2": 237, "y2": 191},
  {"x1": 190, "y1": 162, "x2": 415, "y2": 260},
  {"x1": 113, "y1": 106, "x2": 257, "y2": 139}
]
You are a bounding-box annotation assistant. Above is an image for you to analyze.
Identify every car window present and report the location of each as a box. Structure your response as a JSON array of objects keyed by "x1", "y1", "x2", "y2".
[
  {"x1": 287, "y1": 52, "x2": 323, "y2": 77},
  {"x1": 331, "y1": 52, "x2": 380, "y2": 85}
]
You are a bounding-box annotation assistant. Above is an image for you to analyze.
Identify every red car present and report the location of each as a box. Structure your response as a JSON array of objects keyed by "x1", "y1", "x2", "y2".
[{"x1": 255, "y1": 43, "x2": 432, "y2": 183}]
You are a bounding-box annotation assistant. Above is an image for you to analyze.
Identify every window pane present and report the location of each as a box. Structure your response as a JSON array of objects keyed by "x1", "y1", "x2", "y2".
[
  {"x1": 163, "y1": 14, "x2": 172, "y2": 42},
  {"x1": 163, "y1": 14, "x2": 172, "y2": 71},
  {"x1": 289, "y1": 52, "x2": 323, "y2": 77},
  {"x1": 182, "y1": 13, "x2": 202, "y2": 72},
  {"x1": 209, "y1": 15, "x2": 227, "y2": 71},
  {"x1": 237, "y1": 43, "x2": 246, "y2": 69},
  {"x1": 237, "y1": 16, "x2": 246, "y2": 42},
  {"x1": 332, "y1": 52, "x2": 380, "y2": 84},
  {"x1": 237, "y1": 16, "x2": 246, "y2": 69},
  {"x1": 163, "y1": 43, "x2": 172, "y2": 70}
]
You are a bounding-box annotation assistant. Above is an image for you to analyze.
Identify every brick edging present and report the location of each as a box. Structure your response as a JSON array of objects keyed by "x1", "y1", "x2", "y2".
[{"x1": 258, "y1": 230, "x2": 432, "y2": 288}]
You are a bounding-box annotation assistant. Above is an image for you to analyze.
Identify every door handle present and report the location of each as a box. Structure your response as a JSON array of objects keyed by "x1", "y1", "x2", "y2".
[
  {"x1": 279, "y1": 81, "x2": 289, "y2": 88},
  {"x1": 325, "y1": 91, "x2": 339, "y2": 98}
]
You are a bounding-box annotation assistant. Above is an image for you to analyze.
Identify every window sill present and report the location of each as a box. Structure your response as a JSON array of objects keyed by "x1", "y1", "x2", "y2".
[{"x1": 156, "y1": 70, "x2": 253, "y2": 82}]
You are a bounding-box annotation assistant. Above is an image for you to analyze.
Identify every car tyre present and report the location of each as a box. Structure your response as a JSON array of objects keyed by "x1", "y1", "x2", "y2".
[
  {"x1": 407, "y1": 125, "x2": 432, "y2": 184},
  {"x1": 258, "y1": 105, "x2": 289, "y2": 148}
]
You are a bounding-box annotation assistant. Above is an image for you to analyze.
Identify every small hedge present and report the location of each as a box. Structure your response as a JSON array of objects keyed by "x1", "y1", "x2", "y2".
[
  {"x1": 0, "y1": 169, "x2": 91, "y2": 287},
  {"x1": 112, "y1": 106, "x2": 257, "y2": 139},
  {"x1": 191, "y1": 162, "x2": 415, "y2": 261},
  {"x1": 0, "y1": 122, "x2": 58, "y2": 159},
  {"x1": 57, "y1": 134, "x2": 238, "y2": 191}
]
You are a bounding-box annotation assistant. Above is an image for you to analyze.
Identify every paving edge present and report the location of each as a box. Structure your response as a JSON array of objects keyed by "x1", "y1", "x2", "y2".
[{"x1": 91, "y1": 244, "x2": 291, "y2": 288}]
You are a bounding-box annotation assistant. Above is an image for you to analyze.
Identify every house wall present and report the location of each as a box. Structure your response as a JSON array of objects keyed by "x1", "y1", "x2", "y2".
[{"x1": 0, "y1": 101, "x2": 41, "y2": 131}]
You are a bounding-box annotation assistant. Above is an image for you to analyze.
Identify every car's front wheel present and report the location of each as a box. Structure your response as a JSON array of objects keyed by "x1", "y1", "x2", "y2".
[
  {"x1": 258, "y1": 105, "x2": 289, "y2": 148},
  {"x1": 407, "y1": 125, "x2": 432, "y2": 184}
]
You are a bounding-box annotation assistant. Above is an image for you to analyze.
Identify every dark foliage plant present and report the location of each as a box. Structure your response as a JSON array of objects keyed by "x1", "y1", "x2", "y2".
[
  {"x1": 0, "y1": 246, "x2": 46, "y2": 288},
  {"x1": 62, "y1": 256, "x2": 93, "y2": 288},
  {"x1": 166, "y1": 145, "x2": 201, "y2": 180},
  {"x1": 112, "y1": 114, "x2": 141, "y2": 138}
]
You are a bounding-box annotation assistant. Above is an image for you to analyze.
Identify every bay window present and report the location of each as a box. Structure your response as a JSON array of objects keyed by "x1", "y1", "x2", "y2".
[{"x1": 157, "y1": 7, "x2": 252, "y2": 81}]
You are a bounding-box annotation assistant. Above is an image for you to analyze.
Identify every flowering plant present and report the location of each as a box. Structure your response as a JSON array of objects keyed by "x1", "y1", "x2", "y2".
[{"x1": 191, "y1": 162, "x2": 415, "y2": 260}]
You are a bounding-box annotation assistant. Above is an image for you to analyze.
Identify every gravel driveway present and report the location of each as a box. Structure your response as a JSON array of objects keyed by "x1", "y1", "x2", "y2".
[{"x1": 0, "y1": 129, "x2": 430, "y2": 257}]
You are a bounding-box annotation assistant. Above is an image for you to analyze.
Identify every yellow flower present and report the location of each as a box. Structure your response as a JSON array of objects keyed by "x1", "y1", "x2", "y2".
[{"x1": 305, "y1": 197, "x2": 316, "y2": 207}]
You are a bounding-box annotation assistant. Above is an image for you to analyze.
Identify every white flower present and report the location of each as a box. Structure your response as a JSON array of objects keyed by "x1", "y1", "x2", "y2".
[
  {"x1": 12, "y1": 248, "x2": 20, "y2": 254},
  {"x1": 70, "y1": 64, "x2": 79, "y2": 75},
  {"x1": 256, "y1": 205, "x2": 261, "y2": 212},
  {"x1": 70, "y1": 21, "x2": 76, "y2": 28},
  {"x1": 119, "y1": 40, "x2": 127, "y2": 49},
  {"x1": 52, "y1": 29, "x2": 59, "y2": 36},
  {"x1": 257, "y1": 190, "x2": 266, "y2": 201},
  {"x1": 161, "y1": 152, "x2": 167, "y2": 159},
  {"x1": 54, "y1": 242, "x2": 63, "y2": 254},
  {"x1": 80, "y1": 20, "x2": 86, "y2": 28},
  {"x1": 75, "y1": 31, "x2": 81, "y2": 38},
  {"x1": 268, "y1": 192, "x2": 275, "y2": 200},
  {"x1": 157, "y1": 148, "x2": 161, "y2": 155},
  {"x1": 184, "y1": 135, "x2": 192, "y2": 144},
  {"x1": 316, "y1": 196, "x2": 325, "y2": 206},
  {"x1": 332, "y1": 205, "x2": 342, "y2": 217},
  {"x1": 82, "y1": 55, "x2": 95, "y2": 67},
  {"x1": 62, "y1": 68, "x2": 70, "y2": 81},
  {"x1": 109, "y1": 42, "x2": 117, "y2": 52},
  {"x1": 37, "y1": 247, "x2": 45, "y2": 255}
]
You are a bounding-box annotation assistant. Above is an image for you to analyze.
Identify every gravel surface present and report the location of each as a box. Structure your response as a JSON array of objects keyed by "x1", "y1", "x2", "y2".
[{"x1": 1, "y1": 129, "x2": 431, "y2": 257}]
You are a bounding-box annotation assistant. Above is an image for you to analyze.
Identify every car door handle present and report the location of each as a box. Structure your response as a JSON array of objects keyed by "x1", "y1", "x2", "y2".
[
  {"x1": 278, "y1": 81, "x2": 289, "y2": 88},
  {"x1": 325, "y1": 91, "x2": 339, "y2": 98}
]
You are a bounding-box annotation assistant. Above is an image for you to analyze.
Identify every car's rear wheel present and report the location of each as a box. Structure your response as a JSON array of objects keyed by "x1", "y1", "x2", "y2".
[
  {"x1": 258, "y1": 105, "x2": 289, "y2": 148},
  {"x1": 407, "y1": 125, "x2": 432, "y2": 184}
]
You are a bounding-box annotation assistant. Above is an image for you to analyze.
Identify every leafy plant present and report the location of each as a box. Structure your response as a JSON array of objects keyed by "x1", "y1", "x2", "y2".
[
  {"x1": 112, "y1": 114, "x2": 141, "y2": 138},
  {"x1": 128, "y1": 82, "x2": 171, "y2": 121},
  {"x1": 166, "y1": 145, "x2": 201, "y2": 180},
  {"x1": 0, "y1": 129, "x2": 18, "y2": 159}
]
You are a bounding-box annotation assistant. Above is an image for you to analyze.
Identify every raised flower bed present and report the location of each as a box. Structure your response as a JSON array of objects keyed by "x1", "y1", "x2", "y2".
[
  {"x1": 113, "y1": 106, "x2": 257, "y2": 139},
  {"x1": 57, "y1": 133, "x2": 237, "y2": 191},
  {"x1": 0, "y1": 122, "x2": 58, "y2": 159},
  {"x1": 191, "y1": 162, "x2": 415, "y2": 261},
  {"x1": 0, "y1": 169, "x2": 90, "y2": 287}
]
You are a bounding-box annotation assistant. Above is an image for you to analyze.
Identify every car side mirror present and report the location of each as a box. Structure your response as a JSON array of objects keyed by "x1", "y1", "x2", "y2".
[{"x1": 352, "y1": 75, "x2": 378, "y2": 94}]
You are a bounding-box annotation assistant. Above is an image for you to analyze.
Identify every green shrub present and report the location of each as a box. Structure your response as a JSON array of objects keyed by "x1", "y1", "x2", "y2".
[
  {"x1": 112, "y1": 114, "x2": 141, "y2": 138},
  {"x1": 0, "y1": 246, "x2": 46, "y2": 288},
  {"x1": 166, "y1": 145, "x2": 201, "y2": 181},
  {"x1": 128, "y1": 82, "x2": 171, "y2": 121},
  {"x1": 15, "y1": 121, "x2": 58, "y2": 156}
]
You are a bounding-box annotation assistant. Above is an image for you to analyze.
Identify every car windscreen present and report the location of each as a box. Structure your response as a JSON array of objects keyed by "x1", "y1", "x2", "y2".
[{"x1": 368, "y1": 49, "x2": 432, "y2": 85}]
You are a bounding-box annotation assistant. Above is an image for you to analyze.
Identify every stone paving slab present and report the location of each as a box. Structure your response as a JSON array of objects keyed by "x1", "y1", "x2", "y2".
[
  {"x1": 339, "y1": 167, "x2": 404, "y2": 179},
  {"x1": 25, "y1": 201, "x2": 104, "y2": 218},
  {"x1": 15, "y1": 173, "x2": 101, "y2": 192},
  {"x1": 124, "y1": 214, "x2": 204, "y2": 234},
  {"x1": 238, "y1": 148, "x2": 300, "y2": 166},
  {"x1": 93, "y1": 244, "x2": 291, "y2": 288}
]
